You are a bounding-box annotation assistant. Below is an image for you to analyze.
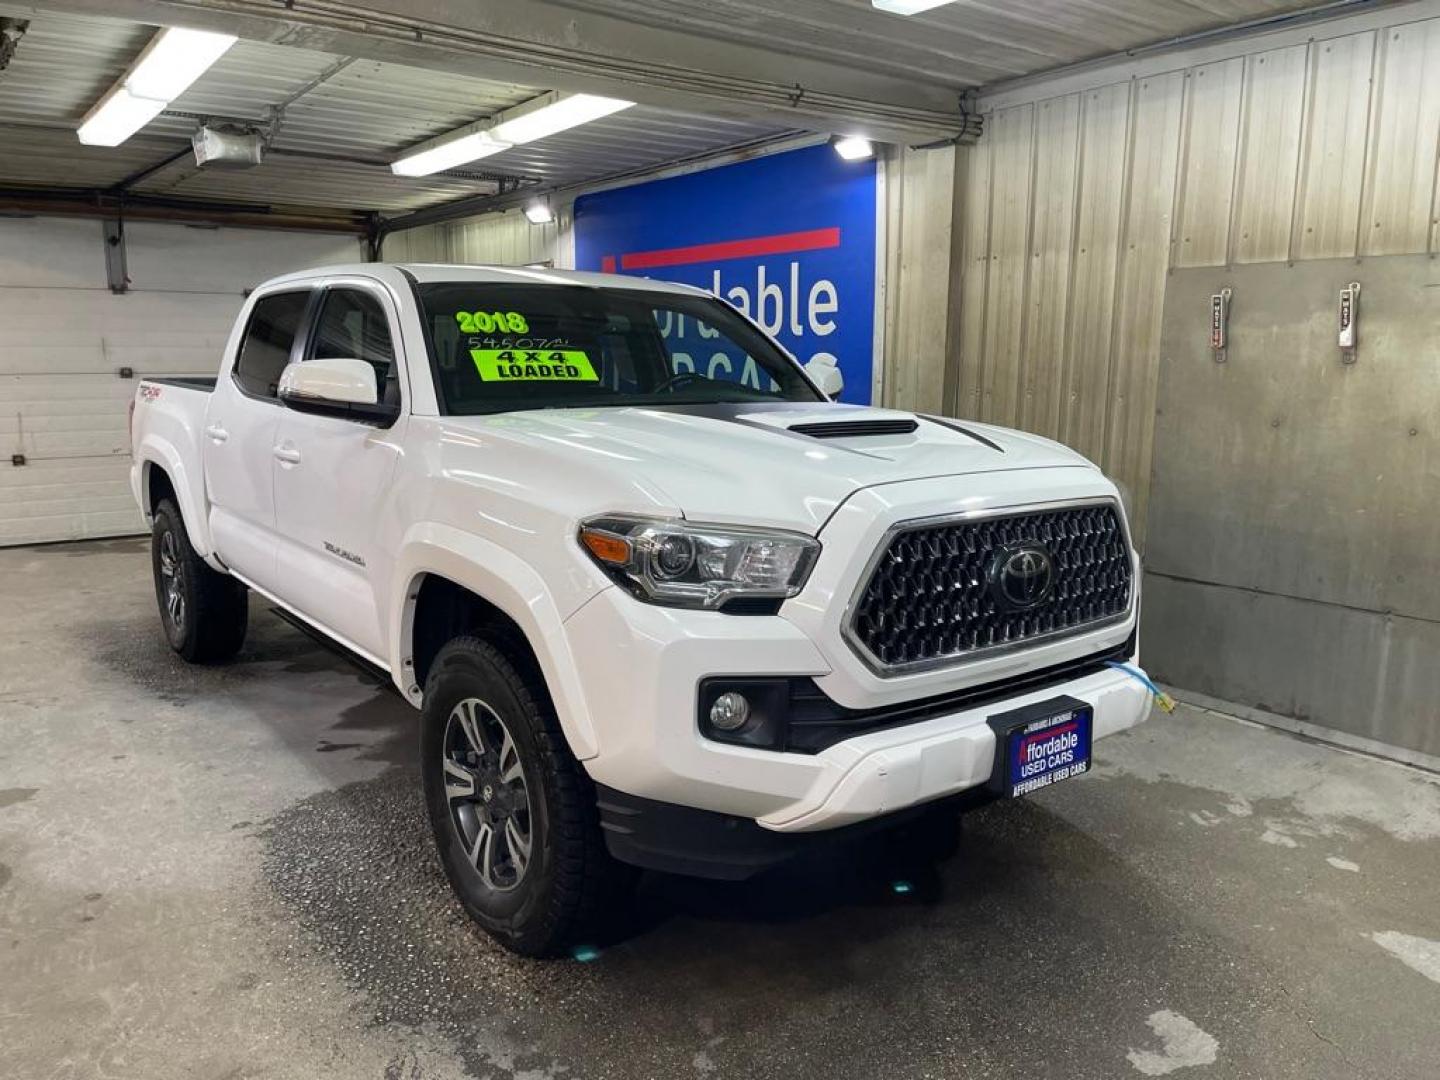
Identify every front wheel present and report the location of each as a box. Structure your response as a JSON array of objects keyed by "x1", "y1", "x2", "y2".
[
  {"x1": 151, "y1": 498, "x2": 248, "y2": 663},
  {"x1": 420, "y1": 636, "x2": 630, "y2": 956}
]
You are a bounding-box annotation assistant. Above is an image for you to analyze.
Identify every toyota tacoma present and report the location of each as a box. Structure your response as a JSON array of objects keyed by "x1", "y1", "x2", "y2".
[{"x1": 129, "y1": 263, "x2": 1151, "y2": 955}]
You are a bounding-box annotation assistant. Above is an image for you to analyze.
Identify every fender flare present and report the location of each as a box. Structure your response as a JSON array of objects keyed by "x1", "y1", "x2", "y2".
[
  {"x1": 391, "y1": 522, "x2": 600, "y2": 761},
  {"x1": 135, "y1": 436, "x2": 213, "y2": 559}
]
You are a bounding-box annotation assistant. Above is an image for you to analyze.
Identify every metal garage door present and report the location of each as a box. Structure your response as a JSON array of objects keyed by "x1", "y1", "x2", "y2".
[{"x1": 0, "y1": 216, "x2": 360, "y2": 546}]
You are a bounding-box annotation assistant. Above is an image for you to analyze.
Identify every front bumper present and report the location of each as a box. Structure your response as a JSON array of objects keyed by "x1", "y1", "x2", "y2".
[
  {"x1": 564, "y1": 585, "x2": 1151, "y2": 834},
  {"x1": 595, "y1": 781, "x2": 996, "y2": 881}
]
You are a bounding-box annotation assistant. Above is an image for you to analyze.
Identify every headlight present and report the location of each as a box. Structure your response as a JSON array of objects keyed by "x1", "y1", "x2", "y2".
[{"x1": 578, "y1": 515, "x2": 819, "y2": 610}]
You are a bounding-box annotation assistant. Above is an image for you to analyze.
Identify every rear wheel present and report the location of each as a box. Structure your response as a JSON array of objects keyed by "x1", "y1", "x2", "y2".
[
  {"x1": 151, "y1": 498, "x2": 248, "y2": 663},
  {"x1": 420, "y1": 635, "x2": 631, "y2": 956}
]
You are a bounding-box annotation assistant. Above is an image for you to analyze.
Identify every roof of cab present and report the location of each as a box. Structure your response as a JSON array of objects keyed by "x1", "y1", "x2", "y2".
[{"x1": 256, "y1": 262, "x2": 709, "y2": 296}]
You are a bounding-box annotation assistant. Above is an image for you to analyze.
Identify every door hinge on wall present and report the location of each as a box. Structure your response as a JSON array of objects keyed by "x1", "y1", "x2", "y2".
[
  {"x1": 1210, "y1": 286, "x2": 1232, "y2": 363},
  {"x1": 1338, "y1": 281, "x2": 1360, "y2": 364},
  {"x1": 103, "y1": 217, "x2": 128, "y2": 294}
]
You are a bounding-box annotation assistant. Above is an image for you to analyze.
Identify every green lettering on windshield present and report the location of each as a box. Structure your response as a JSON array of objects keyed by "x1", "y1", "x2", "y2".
[{"x1": 456, "y1": 310, "x2": 529, "y2": 334}]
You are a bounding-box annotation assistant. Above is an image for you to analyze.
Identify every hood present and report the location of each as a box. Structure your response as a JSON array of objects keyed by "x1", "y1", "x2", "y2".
[{"x1": 456, "y1": 401, "x2": 1095, "y2": 533}]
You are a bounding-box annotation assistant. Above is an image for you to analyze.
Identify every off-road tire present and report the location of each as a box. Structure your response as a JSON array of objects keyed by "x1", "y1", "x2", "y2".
[
  {"x1": 151, "y1": 498, "x2": 248, "y2": 663},
  {"x1": 420, "y1": 635, "x2": 631, "y2": 956}
]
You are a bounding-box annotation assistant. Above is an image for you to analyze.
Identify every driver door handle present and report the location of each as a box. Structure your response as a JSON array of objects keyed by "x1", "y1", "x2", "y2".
[
  {"x1": 273, "y1": 444, "x2": 302, "y2": 465},
  {"x1": 204, "y1": 424, "x2": 228, "y2": 443}
]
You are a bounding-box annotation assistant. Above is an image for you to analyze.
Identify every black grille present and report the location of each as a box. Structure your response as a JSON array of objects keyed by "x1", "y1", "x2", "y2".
[{"x1": 849, "y1": 503, "x2": 1132, "y2": 670}]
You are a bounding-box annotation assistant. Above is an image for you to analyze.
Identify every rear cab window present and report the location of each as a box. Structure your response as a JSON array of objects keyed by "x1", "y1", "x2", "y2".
[{"x1": 233, "y1": 290, "x2": 311, "y2": 400}]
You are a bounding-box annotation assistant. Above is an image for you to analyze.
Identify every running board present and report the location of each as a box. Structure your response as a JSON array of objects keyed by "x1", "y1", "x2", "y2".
[{"x1": 268, "y1": 607, "x2": 397, "y2": 694}]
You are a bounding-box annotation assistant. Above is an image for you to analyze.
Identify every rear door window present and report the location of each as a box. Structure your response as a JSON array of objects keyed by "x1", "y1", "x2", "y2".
[{"x1": 233, "y1": 290, "x2": 310, "y2": 399}]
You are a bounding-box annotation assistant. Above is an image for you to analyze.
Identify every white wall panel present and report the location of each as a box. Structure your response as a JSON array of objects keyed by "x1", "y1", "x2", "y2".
[
  {"x1": 1061, "y1": 81, "x2": 1130, "y2": 465},
  {"x1": 1019, "y1": 94, "x2": 1081, "y2": 437},
  {"x1": 1105, "y1": 72, "x2": 1184, "y2": 534},
  {"x1": 1231, "y1": 44, "x2": 1308, "y2": 264},
  {"x1": 977, "y1": 104, "x2": 1035, "y2": 427},
  {"x1": 1361, "y1": 20, "x2": 1440, "y2": 255},
  {"x1": 1295, "y1": 31, "x2": 1376, "y2": 260},
  {"x1": 450, "y1": 209, "x2": 562, "y2": 267},
  {"x1": 954, "y1": 131, "x2": 993, "y2": 418},
  {"x1": 0, "y1": 217, "x2": 361, "y2": 546},
  {"x1": 385, "y1": 207, "x2": 565, "y2": 268},
  {"x1": 381, "y1": 222, "x2": 449, "y2": 263},
  {"x1": 882, "y1": 145, "x2": 960, "y2": 412},
  {"x1": 1173, "y1": 58, "x2": 1244, "y2": 268}
]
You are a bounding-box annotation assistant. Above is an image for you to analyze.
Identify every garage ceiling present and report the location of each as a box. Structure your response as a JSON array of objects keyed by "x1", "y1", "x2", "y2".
[
  {"x1": 0, "y1": 0, "x2": 1340, "y2": 228},
  {"x1": 0, "y1": 4, "x2": 791, "y2": 219},
  {"x1": 546, "y1": 0, "x2": 1326, "y2": 87}
]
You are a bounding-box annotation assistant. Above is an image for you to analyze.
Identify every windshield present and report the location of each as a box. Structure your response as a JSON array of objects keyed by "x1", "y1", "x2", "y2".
[{"x1": 417, "y1": 283, "x2": 823, "y2": 415}]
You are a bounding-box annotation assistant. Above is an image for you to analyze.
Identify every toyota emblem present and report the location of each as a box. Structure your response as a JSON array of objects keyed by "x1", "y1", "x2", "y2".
[{"x1": 988, "y1": 542, "x2": 1055, "y2": 610}]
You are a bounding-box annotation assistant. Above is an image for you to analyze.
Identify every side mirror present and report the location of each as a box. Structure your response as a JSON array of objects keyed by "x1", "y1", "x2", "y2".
[
  {"x1": 278, "y1": 358, "x2": 398, "y2": 425},
  {"x1": 803, "y1": 354, "x2": 844, "y2": 400}
]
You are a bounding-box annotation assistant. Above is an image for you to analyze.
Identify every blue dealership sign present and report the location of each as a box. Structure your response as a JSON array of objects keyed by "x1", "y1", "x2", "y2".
[{"x1": 573, "y1": 144, "x2": 878, "y2": 403}]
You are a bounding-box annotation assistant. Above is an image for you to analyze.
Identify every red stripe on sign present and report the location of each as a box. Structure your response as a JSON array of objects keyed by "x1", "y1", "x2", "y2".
[
  {"x1": 618, "y1": 226, "x2": 841, "y2": 270},
  {"x1": 1019, "y1": 722, "x2": 1077, "y2": 757},
  {"x1": 601, "y1": 255, "x2": 616, "y2": 272}
]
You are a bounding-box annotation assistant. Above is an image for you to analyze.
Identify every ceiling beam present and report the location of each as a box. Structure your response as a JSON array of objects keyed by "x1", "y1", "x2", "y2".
[
  {"x1": 27, "y1": 0, "x2": 966, "y2": 144},
  {"x1": 0, "y1": 185, "x2": 372, "y2": 232}
]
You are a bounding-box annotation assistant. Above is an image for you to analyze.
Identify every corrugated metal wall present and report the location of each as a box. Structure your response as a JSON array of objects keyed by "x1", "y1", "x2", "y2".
[
  {"x1": 955, "y1": 4, "x2": 1440, "y2": 540},
  {"x1": 881, "y1": 145, "x2": 962, "y2": 412},
  {"x1": 383, "y1": 207, "x2": 570, "y2": 267}
]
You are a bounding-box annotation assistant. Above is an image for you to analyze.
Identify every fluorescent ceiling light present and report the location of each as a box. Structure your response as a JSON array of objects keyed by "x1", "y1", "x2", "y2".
[
  {"x1": 77, "y1": 87, "x2": 168, "y2": 146},
  {"x1": 125, "y1": 27, "x2": 237, "y2": 100},
  {"x1": 390, "y1": 92, "x2": 635, "y2": 178},
  {"x1": 523, "y1": 201, "x2": 554, "y2": 225},
  {"x1": 75, "y1": 25, "x2": 236, "y2": 147},
  {"x1": 391, "y1": 131, "x2": 513, "y2": 177},
  {"x1": 832, "y1": 135, "x2": 874, "y2": 161},
  {"x1": 871, "y1": 0, "x2": 955, "y2": 13},
  {"x1": 489, "y1": 94, "x2": 634, "y2": 145}
]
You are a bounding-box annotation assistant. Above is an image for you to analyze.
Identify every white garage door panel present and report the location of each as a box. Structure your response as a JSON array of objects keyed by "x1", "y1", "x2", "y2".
[
  {"x1": 0, "y1": 287, "x2": 245, "y2": 331},
  {"x1": 0, "y1": 216, "x2": 363, "y2": 546},
  {"x1": 0, "y1": 457, "x2": 139, "y2": 547},
  {"x1": 0, "y1": 217, "x2": 108, "y2": 289},
  {"x1": 1, "y1": 375, "x2": 133, "y2": 458},
  {"x1": 1, "y1": 345, "x2": 229, "y2": 375},
  {"x1": 125, "y1": 223, "x2": 360, "y2": 294},
  {"x1": 0, "y1": 291, "x2": 242, "y2": 376}
]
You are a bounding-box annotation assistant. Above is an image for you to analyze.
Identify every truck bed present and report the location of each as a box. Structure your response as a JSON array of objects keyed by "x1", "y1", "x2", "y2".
[{"x1": 145, "y1": 376, "x2": 217, "y2": 391}]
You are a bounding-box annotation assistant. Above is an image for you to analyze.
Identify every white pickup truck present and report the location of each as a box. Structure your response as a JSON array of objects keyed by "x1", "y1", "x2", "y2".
[{"x1": 130, "y1": 262, "x2": 1152, "y2": 955}]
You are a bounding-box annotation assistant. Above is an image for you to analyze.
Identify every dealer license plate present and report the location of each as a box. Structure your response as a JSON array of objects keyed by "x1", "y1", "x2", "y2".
[{"x1": 986, "y1": 695, "x2": 1093, "y2": 798}]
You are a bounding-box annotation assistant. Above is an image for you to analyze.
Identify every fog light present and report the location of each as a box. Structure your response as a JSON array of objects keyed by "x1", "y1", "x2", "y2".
[{"x1": 709, "y1": 691, "x2": 751, "y2": 731}]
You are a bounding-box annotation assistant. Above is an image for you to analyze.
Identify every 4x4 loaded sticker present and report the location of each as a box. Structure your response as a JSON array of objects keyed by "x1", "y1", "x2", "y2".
[{"x1": 470, "y1": 348, "x2": 599, "y2": 382}]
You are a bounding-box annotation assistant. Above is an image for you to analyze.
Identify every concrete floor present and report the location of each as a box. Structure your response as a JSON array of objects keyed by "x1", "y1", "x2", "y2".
[{"x1": 2, "y1": 538, "x2": 1439, "y2": 1080}]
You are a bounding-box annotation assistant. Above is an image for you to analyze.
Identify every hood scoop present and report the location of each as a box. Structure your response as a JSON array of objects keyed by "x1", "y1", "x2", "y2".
[{"x1": 788, "y1": 418, "x2": 919, "y2": 439}]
